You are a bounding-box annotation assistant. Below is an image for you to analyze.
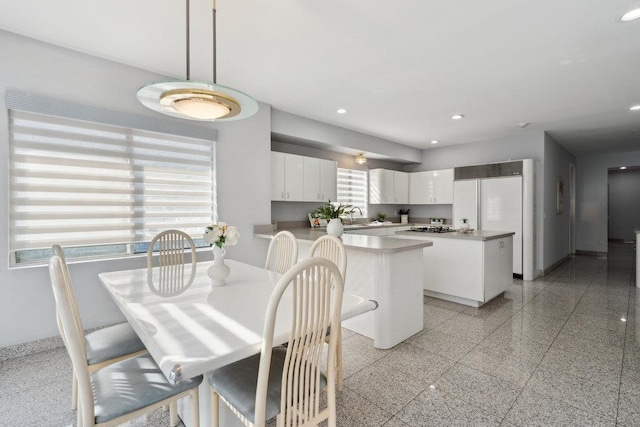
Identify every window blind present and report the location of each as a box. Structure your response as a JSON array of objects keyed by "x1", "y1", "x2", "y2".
[
  {"x1": 9, "y1": 110, "x2": 214, "y2": 258},
  {"x1": 336, "y1": 168, "x2": 368, "y2": 217}
]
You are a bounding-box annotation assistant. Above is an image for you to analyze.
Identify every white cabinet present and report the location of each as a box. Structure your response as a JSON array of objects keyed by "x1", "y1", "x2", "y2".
[
  {"x1": 302, "y1": 157, "x2": 336, "y2": 202},
  {"x1": 409, "y1": 169, "x2": 453, "y2": 204},
  {"x1": 483, "y1": 237, "x2": 513, "y2": 301},
  {"x1": 369, "y1": 169, "x2": 408, "y2": 204},
  {"x1": 273, "y1": 153, "x2": 336, "y2": 202},
  {"x1": 271, "y1": 152, "x2": 304, "y2": 201}
]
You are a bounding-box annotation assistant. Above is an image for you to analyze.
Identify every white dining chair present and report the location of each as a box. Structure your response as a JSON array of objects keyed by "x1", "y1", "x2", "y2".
[
  {"x1": 147, "y1": 229, "x2": 197, "y2": 269},
  {"x1": 49, "y1": 255, "x2": 202, "y2": 427},
  {"x1": 209, "y1": 257, "x2": 345, "y2": 427},
  {"x1": 52, "y1": 244, "x2": 147, "y2": 412},
  {"x1": 308, "y1": 235, "x2": 347, "y2": 391},
  {"x1": 264, "y1": 230, "x2": 298, "y2": 274}
]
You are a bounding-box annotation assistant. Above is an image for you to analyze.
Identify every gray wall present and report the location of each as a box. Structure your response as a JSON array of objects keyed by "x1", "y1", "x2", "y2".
[
  {"x1": 543, "y1": 134, "x2": 576, "y2": 269},
  {"x1": 608, "y1": 169, "x2": 640, "y2": 242},
  {"x1": 576, "y1": 150, "x2": 640, "y2": 252},
  {"x1": 0, "y1": 30, "x2": 272, "y2": 347}
]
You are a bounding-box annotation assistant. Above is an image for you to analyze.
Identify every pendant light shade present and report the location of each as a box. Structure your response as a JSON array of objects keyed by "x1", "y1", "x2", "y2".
[
  {"x1": 137, "y1": 0, "x2": 258, "y2": 122},
  {"x1": 355, "y1": 153, "x2": 367, "y2": 164}
]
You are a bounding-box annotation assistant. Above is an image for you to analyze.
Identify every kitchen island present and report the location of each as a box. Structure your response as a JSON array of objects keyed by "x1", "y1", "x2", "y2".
[
  {"x1": 395, "y1": 230, "x2": 515, "y2": 307},
  {"x1": 255, "y1": 228, "x2": 433, "y2": 348}
]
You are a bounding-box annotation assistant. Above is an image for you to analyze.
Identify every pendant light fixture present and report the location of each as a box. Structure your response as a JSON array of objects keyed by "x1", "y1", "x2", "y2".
[
  {"x1": 137, "y1": 0, "x2": 258, "y2": 121},
  {"x1": 355, "y1": 153, "x2": 367, "y2": 165}
]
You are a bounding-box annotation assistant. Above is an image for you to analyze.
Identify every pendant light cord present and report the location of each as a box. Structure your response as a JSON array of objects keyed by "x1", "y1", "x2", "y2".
[
  {"x1": 185, "y1": 0, "x2": 217, "y2": 83},
  {"x1": 186, "y1": 0, "x2": 191, "y2": 80},
  {"x1": 212, "y1": 0, "x2": 217, "y2": 84}
]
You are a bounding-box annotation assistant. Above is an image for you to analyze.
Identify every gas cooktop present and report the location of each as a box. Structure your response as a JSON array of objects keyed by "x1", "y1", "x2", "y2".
[{"x1": 409, "y1": 226, "x2": 456, "y2": 233}]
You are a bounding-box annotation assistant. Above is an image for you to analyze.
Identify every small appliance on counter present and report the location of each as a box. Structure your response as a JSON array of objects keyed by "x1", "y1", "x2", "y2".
[{"x1": 409, "y1": 225, "x2": 456, "y2": 233}]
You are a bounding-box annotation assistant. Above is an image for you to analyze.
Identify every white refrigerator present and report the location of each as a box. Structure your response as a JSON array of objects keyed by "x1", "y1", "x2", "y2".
[{"x1": 453, "y1": 159, "x2": 535, "y2": 280}]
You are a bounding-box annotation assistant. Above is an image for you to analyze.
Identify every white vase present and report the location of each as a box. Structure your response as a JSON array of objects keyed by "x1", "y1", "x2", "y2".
[
  {"x1": 460, "y1": 222, "x2": 470, "y2": 232},
  {"x1": 208, "y1": 246, "x2": 230, "y2": 287},
  {"x1": 326, "y1": 218, "x2": 344, "y2": 237},
  {"x1": 400, "y1": 214, "x2": 409, "y2": 224}
]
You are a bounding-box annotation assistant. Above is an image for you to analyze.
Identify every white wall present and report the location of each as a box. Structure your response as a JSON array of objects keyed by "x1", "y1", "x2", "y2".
[
  {"x1": 543, "y1": 134, "x2": 575, "y2": 269},
  {"x1": 576, "y1": 150, "x2": 640, "y2": 253},
  {"x1": 608, "y1": 169, "x2": 640, "y2": 241},
  {"x1": 0, "y1": 30, "x2": 271, "y2": 347}
]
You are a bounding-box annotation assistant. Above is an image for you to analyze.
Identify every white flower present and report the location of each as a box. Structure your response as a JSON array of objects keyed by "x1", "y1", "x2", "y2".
[
  {"x1": 203, "y1": 222, "x2": 239, "y2": 248},
  {"x1": 225, "y1": 227, "x2": 240, "y2": 246}
]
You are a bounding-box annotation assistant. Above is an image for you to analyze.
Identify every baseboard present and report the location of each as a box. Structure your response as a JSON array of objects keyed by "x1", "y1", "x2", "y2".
[
  {"x1": 542, "y1": 254, "x2": 572, "y2": 275},
  {"x1": 0, "y1": 323, "x2": 121, "y2": 362},
  {"x1": 575, "y1": 250, "x2": 607, "y2": 257},
  {"x1": 0, "y1": 334, "x2": 64, "y2": 362}
]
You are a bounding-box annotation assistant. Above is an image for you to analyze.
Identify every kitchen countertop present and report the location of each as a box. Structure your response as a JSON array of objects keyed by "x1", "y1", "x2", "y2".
[
  {"x1": 395, "y1": 229, "x2": 515, "y2": 241},
  {"x1": 254, "y1": 228, "x2": 433, "y2": 254}
]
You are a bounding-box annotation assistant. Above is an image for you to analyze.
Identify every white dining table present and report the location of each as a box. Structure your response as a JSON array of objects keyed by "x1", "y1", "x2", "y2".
[{"x1": 99, "y1": 259, "x2": 376, "y2": 426}]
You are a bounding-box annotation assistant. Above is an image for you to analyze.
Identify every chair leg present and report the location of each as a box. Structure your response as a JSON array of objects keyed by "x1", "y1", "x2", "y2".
[
  {"x1": 327, "y1": 382, "x2": 337, "y2": 427},
  {"x1": 169, "y1": 401, "x2": 178, "y2": 427},
  {"x1": 211, "y1": 390, "x2": 220, "y2": 427},
  {"x1": 336, "y1": 328, "x2": 344, "y2": 392},
  {"x1": 71, "y1": 372, "x2": 78, "y2": 410},
  {"x1": 190, "y1": 389, "x2": 200, "y2": 427}
]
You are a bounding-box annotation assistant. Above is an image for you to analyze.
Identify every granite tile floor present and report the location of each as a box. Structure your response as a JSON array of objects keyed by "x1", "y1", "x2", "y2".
[{"x1": 1, "y1": 243, "x2": 637, "y2": 426}]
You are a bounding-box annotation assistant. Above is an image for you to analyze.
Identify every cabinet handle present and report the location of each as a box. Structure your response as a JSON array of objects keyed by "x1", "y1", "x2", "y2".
[
  {"x1": 499, "y1": 241, "x2": 504, "y2": 248},
  {"x1": 281, "y1": 192, "x2": 284, "y2": 199},
  {"x1": 286, "y1": 192, "x2": 290, "y2": 199}
]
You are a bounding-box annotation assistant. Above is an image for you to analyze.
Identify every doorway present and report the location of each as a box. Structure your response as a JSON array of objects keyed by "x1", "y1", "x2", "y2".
[{"x1": 607, "y1": 166, "x2": 640, "y2": 243}]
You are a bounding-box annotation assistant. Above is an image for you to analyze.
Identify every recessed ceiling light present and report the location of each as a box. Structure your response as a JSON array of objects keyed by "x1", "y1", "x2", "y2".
[
  {"x1": 431, "y1": 140, "x2": 439, "y2": 144},
  {"x1": 630, "y1": 105, "x2": 640, "y2": 111},
  {"x1": 337, "y1": 109, "x2": 347, "y2": 114},
  {"x1": 451, "y1": 114, "x2": 464, "y2": 120},
  {"x1": 518, "y1": 122, "x2": 530, "y2": 128},
  {"x1": 621, "y1": 317, "x2": 627, "y2": 322},
  {"x1": 620, "y1": 166, "x2": 627, "y2": 170},
  {"x1": 620, "y1": 8, "x2": 640, "y2": 22}
]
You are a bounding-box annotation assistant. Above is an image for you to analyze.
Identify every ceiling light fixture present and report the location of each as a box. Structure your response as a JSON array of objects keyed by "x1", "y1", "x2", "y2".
[
  {"x1": 337, "y1": 108, "x2": 347, "y2": 114},
  {"x1": 137, "y1": 0, "x2": 258, "y2": 121},
  {"x1": 630, "y1": 105, "x2": 640, "y2": 111},
  {"x1": 620, "y1": 8, "x2": 640, "y2": 22},
  {"x1": 620, "y1": 166, "x2": 627, "y2": 170},
  {"x1": 355, "y1": 153, "x2": 367, "y2": 165},
  {"x1": 518, "y1": 122, "x2": 530, "y2": 128},
  {"x1": 451, "y1": 114, "x2": 465, "y2": 120},
  {"x1": 431, "y1": 140, "x2": 439, "y2": 144}
]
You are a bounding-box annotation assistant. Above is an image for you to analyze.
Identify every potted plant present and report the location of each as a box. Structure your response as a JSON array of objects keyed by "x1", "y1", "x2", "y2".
[
  {"x1": 313, "y1": 200, "x2": 355, "y2": 237},
  {"x1": 399, "y1": 208, "x2": 410, "y2": 224},
  {"x1": 376, "y1": 212, "x2": 388, "y2": 223},
  {"x1": 460, "y1": 218, "x2": 470, "y2": 232}
]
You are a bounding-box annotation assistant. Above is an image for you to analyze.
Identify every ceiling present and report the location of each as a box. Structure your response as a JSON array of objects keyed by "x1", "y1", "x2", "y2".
[{"x1": 1, "y1": 0, "x2": 639, "y2": 157}]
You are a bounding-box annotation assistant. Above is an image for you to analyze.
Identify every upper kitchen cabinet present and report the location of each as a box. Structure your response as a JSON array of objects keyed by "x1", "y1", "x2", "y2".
[
  {"x1": 409, "y1": 169, "x2": 453, "y2": 204},
  {"x1": 369, "y1": 169, "x2": 409, "y2": 204},
  {"x1": 271, "y1": 152, "x2": 304, "y2": 201},
  {"x1": 302, "y1": 157, "x2": 337, "y2": 202}
]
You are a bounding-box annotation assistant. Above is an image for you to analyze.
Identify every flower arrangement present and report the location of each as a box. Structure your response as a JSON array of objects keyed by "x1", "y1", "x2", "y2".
[
  {"x1": 399, "y1": 208, "x2": 410, "y2": 215},
  {"x1": 204, "y1": 222, "x2": 240, "y2": 249}
]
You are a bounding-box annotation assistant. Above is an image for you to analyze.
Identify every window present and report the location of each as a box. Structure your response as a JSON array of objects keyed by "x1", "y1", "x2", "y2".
[
  {"x1": 336, "y1": 168, "x2": 368, "y2": 217},
  {"x1": 9, "y1": 110, "x2": 215, "y2": 266}
]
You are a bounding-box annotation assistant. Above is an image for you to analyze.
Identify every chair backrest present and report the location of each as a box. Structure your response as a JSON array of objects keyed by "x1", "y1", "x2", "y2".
[
  {"x1": 147, "y1": 261, "x2": 197, "y2": 297},
  {"x1": 308, "y1": 235, "x2": 347, "y2": 280},
  {"x1": 52, "y1": 244, "x2": 86, "y2": 350},
  {"x1": 264, "y1": 230, "x2": 299, "y2": 274},
  {"x1": 147, "y1": 230, "x2": 197, "y2": 269},
  {"x1": 49, "y1": 256, "x2": 95, "y2": 425},
  {"x1": 254, "y1": 257, "x2": 344, "y2": 426}
]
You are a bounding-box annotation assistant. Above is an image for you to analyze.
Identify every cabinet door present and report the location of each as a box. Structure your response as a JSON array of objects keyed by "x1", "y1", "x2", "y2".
[
  {"x1": 393, "y1": 171, "x2": 409, "y2": 204},
  {"x1": 302, "y1": 157, "x2": 321, "y2": 202},
  {"x1": 432, "y1": 169, "x2": 454, "y2": 204},
  {"x1": 409, "y1": 171, "x2": 429, "y2": 204},
  {"x1": 369, "y1": 169, "x2": 386, "y2": 204},
  {"x1": 284, "y1": 154, "x2": 304, "y2": 201},
  {"x1": 483, "y1": 239, "x2": 502, "y2": 302},
  {"x1": 382, "y1": 170, "x2": 394, "y2": 203},
  {"x1": 319, "y1": 159, "x2": 337, "y2": 201},
  {"x1": 271, "y1": 152, "x2": 285, "y2": 201}
]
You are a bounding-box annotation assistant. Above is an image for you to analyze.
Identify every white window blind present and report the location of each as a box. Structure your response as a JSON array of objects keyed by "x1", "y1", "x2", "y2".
[
  {"x1": 336, "y1": 168, "x2": 368, "y2": 217},
  {"x1": 9, "y1": 110, "x2": 214, "y2": 263}
]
